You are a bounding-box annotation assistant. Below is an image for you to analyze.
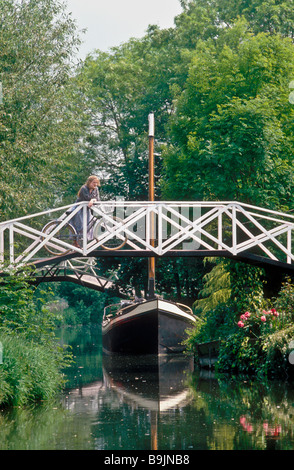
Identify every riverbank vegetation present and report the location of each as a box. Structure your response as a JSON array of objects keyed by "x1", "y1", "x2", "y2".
[
  {"x1": 0, "y1": 268, "x2": 72, "y2": 407},
  {"x1": 186, "y1": 261, "x2": 294, "y2": 378},
  {"x1": 2, "y1": 0, "x2": 294, "y2": 407}
]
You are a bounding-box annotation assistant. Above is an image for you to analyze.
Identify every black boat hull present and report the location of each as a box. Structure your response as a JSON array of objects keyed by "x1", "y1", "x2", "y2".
[{"x1": 102, "y1": 299, "x2": 196, "y2": 355}]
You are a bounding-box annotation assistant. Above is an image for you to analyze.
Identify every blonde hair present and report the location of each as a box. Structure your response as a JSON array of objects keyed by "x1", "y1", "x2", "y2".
[
  {"x1": 85, "y1": 175, "x2": 100, "y2": 187},
  {"x1": 78, "y1": 175, "x2": 100, "y2": 197}
]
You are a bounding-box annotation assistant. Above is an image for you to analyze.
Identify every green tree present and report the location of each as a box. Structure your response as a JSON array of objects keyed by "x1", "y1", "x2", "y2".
[
  {"x1": 78, "y1": 23, "x2": 191, "y2": 200},
  {"x1": 215, "y1": 0, "x2": 294, "y2": 37},
  {"x1": 193, "y1": 259, "x2": 231, "y2": 315},
  {"x1": 177, "y1": 0, "x2": 294, "y2": 39},
  {"x1": 163, "y1": 25, "x2": 294, "y2": 210},
  {"x1": 0, "y1": 267, "x2": 58, "y2": 342},
  {"x1": 0, "y1": 0, "x2": 86, "y2": 220},
  {"x1": 56, "y1": 281, "x2": 119, "y2": 324}
]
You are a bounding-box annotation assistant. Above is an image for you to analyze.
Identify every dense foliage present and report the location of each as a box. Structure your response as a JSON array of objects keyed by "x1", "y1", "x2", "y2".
[
  {"x1": 0, "y1": 0, "x2": 89, "y2": 220},
  {"x1": 53, "y1": 281, "x2": 121, "y2": 325},
  {"x1": 184, "y1": 259, "x2": 294, "y2": 378},
  {"x1": 163, "y1": 27, "x2": 294, "y2": 208},
  {"x1": 216, "y1": 279, "x2": 294, "y2": 379}
]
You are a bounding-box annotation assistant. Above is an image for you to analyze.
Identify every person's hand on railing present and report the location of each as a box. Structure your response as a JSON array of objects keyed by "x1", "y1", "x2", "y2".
[{"x1": 88, "y1": 198, "x2": 97, "y2": 208}]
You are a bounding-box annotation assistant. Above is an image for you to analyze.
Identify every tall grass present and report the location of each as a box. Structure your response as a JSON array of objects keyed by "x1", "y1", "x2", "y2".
[
  {"x1": 0, "y1": 267, "x2": 72, "y2": 407},
  {"x1": 0, "y1": 333, "x2": 70, "y2": 407}
]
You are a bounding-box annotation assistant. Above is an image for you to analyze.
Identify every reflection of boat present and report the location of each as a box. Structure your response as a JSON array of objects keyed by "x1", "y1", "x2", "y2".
[
  {"x1": 102, "y1": 114, "x2": 197, "y2": 355},
  {"x1": 62, "y1": 355, "x2": 193, "y2": 415},
  {"x1": 102, "y1": 299, "x2": 197, "y2": 355},
  {"x1": 102, "y1": 354, "x2": 194, "y2": 412},
  {"x1": 102, "y1": 354, "x2": 194, "y2": 450}
]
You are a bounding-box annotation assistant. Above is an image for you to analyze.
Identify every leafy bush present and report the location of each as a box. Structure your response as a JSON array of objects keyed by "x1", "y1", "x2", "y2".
[
  {"x1": 261, "y1": 326, "x2": 294, "y2": 379},
  {"x1": 0, "y1": 268, "x2": 57, "y2": 343},
  {"x1": 273, "y1": 278, "x2": 294, "y2": 325},
  {"x1": 217, "y1": 335, "x2": 262, "y2": 375},
  {"x1": 189, "y1": 269, "x2": 294, "y2": 378},
  {"x1": 217, "y1": 299, "x2": 294, "y2": 378}
]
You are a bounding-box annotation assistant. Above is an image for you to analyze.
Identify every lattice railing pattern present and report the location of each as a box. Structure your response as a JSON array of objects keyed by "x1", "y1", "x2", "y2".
[{"x1": 1, "y1": 201, "x2": 294, "y2": 268}]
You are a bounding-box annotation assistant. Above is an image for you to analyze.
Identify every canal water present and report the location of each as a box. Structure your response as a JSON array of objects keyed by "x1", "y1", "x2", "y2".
[{"x1": 1, "y1": 324, "x2": 294, "y2": 451}]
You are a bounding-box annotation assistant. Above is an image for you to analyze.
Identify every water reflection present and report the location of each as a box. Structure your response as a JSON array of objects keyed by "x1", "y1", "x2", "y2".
[
  {"x1": 1, "y1": 326, "x2": 294, "y2": 450},
  {"x1": 100, "y1": 354, "x2": 194, "y2": 450},
  {"x1": 101, "y1": 354, "x2": 194, "y2": 413},
  {"x1": 192, "y1": 370, "x2": 294, "y2": 450},
  {"x1": 61, "y1": 353, "x2": 195, "y2": 450}
]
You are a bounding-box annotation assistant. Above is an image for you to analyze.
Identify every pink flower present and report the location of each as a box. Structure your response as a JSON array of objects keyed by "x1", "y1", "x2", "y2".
[
  {"x1": 238, "y1": 321, "x2": 245, "y2": 328},
  {"x1": 240, "y1": 416, "x2": 247, "y2": 426},
  {"x1": 261, "y1": 315, "x2": 266, "y2": 322},
  {"x1": 275, "y1": 425, "x2": 282, "y2": 435},
  {"x1": 263, "y1": 309, "x2": 270, "y2": 315},
  {"x1": 271, "y1": 308, "x2": 279, "y2": 317},
  {"x1": 244, "y1": 311, "x2": 251, "y2": 318},
  {"x1": 263, "y1": 422, "x2": 269, "y2": 432},
  {"x1": 240, "y1": 314, "x2": 247, "y2": 320}
]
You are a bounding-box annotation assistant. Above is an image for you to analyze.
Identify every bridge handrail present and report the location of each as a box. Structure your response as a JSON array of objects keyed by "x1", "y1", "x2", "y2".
[
  {"x1": 0, "y1": 201, "x2": 85, "y2": 227},
  {"x1": 2, "y1": 200, "x2": 294, "y2": 270},
  {"x1": 2, "y1": 200, "x2": 294, "y2": 227}
]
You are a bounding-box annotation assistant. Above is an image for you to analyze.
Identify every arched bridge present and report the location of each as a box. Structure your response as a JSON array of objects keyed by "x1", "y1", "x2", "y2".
[{"x1": 1, "y1": 200, "x2": 294, "y2": 292}]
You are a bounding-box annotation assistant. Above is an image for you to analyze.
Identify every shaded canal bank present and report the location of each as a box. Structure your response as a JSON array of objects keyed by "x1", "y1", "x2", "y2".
[{"x1": 1, "y1": 325, "x2": 294, "y2": 450}]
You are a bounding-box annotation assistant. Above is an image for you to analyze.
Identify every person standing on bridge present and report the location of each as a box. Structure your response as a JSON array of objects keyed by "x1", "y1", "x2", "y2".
[{"x1": 71, "y1": 175, "x2": 101, "y2": 245}]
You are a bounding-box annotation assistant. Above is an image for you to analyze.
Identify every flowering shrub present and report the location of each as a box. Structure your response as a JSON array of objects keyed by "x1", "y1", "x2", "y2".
[
  {"x1": 217, "y1": 312, "x2": 294, "y2": 377},
  {"x1": 237, "y1": 308, "x2": 280, "y2": 338},
  {"x1": 217, "y1": 281, "x2": 294, "y2": 377}
]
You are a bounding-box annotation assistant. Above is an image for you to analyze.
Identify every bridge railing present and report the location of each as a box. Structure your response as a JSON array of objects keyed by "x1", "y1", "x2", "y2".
[{"x1": 1, "y1": 200, "x2": 294, "y2": 268}]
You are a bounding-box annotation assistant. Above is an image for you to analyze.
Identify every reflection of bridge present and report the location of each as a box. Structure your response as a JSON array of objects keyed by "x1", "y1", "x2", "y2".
[{"x1": 1, "y1": 200, "x2": 294, "y2": 292}]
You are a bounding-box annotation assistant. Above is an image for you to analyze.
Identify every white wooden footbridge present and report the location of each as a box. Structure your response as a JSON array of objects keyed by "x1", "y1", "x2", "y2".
[{"x1": 1, "y1": 200, "x2": 294, "y2": 294}]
